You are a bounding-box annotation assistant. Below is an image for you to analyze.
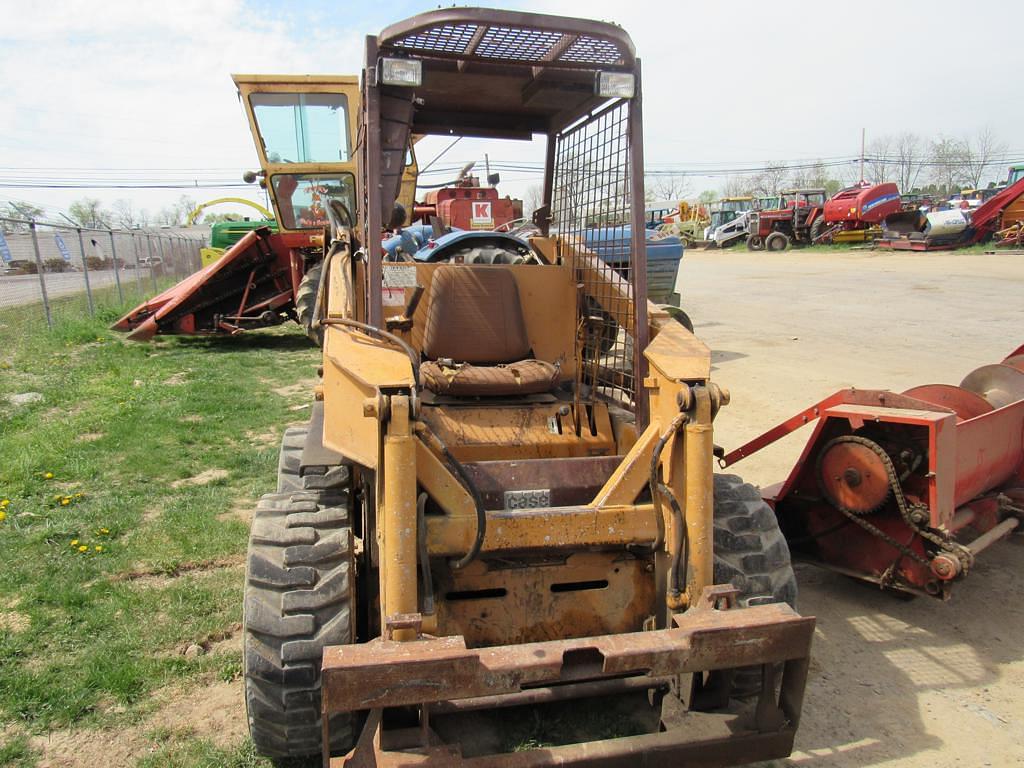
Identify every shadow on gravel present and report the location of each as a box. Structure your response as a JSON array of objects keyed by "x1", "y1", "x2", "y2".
[{"x1": 778, "y1": 536, "x2": 1024, "y2": 766}]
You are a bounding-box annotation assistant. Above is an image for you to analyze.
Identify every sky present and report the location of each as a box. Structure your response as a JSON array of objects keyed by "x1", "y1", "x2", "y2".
[{"x1": 2, "y1": 0, "x2": 1022, "y2": 223}]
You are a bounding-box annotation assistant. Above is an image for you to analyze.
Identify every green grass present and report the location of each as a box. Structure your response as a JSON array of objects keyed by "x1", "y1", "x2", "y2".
[
  {"x1": 136, "y1": 738, "x2": 269, "y2": 768},
  {"x1": 0, "y1": 292, "x2": 319, "y2": 766}
]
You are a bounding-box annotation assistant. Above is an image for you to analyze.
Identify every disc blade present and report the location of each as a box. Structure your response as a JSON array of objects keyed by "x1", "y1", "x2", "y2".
[{"x1": 959, "y1": 363, "x2": 1024, "y2": 409}]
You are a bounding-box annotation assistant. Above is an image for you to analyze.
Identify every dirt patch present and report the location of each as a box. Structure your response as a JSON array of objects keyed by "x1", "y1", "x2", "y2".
[
  {"x1": 180, "y1": 414, "x2": 203, "y2": 423},
  {"x1": 217, "y1": 499, "x2": 254, "y2": 524},
  {"x1": 30, "y1": 679, "x2": 246, "y2": 768},
  {"x1": 112, "y1": 555, "x2": 244, "y2": 587},
  {"x1": 162, "y1": 371, "x2": 190, "y2": 386},
  {"x1": 170, "y1": 468, "x2": 229, "y2": 489},
  {"x1": 244, "y1": 429, "x2": 279, "y2": 448},
  {"x1": 76, "y1": 432, "x2": 104, "y2": 443},
  {"x1": 167, "y1": 622, "x2": 242, "y2": 658},
  {"x1": 272, "y1": 378, "x2": 317, "y2": 398},
  {"x1": 0, "y1": 610, "x2": 30, "y2": 633},
  {"x1": 141, "y1": 504, "x2": 162, "y2": 523}
]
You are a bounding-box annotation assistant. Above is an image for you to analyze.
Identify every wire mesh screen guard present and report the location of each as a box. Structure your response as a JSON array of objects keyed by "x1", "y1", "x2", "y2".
[{"x1": 552, "y1": 101, "x2": 637, "y2": 410}]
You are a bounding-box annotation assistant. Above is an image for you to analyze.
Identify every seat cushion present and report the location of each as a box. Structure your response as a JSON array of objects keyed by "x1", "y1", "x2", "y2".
[
  {"x1": 421, "y1": 359, "x2": 559, "y2": 397},
  {"x1": 422, "y1": 266, "x2": 530, "y2": 364}
]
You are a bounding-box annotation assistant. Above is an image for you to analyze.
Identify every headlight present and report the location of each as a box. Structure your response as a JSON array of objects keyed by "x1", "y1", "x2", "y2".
[
  {"x1": 380, "y1": 58, "x2": 422, "y2": 87},
  {"x1": 595, "y1": 71, "x2": 635, "y2": 99}
]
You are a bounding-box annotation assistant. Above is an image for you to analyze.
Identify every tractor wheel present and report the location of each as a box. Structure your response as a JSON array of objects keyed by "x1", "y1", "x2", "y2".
[
  {"x1": 764, "y1": 232, "x2": 790, "y2": 252},
  {"x1": 810, "y1": 217, "x2": 830, "y2": 244},
  {"x1": 277, "y1": 425, "x2": 350, "y2": 495},
  {"x1": 713, "y1": 473, "x2": 798, "y2": 697},
  {"x1": 244, "y1": 488, "x2": 355, "y2": 759},
  {"x1": 659, "y1": 305, "x2": 693, "y2": 333},
  {"x1": 746, "y1": 236, "x2": 764, "y2": 251},
  {"x1": 295, "y1": 263, "x2": 324, "y2": 347}
]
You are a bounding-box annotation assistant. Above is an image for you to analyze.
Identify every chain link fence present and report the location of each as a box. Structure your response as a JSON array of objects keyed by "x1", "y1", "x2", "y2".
[{"x1": 0, "y1": 217, "x2": 204, "y2": 327}]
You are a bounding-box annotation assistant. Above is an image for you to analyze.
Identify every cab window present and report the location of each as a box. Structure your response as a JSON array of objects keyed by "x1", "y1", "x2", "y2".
[
  {"x1": 270, "y1": 173, "x2": 355, "y2": 230},
  {"x1": 251, "y1": 93, "x2": 350, "y2": 163}
]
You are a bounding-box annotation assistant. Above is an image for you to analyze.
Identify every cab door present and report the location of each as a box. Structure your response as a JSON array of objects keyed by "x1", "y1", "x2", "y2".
[{"x1": 233, "y1": 75, "x2": 362, "y2": 234}]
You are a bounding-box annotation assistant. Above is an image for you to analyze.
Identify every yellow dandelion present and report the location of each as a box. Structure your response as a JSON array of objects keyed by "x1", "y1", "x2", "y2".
[
  {"x1": 70, "y1": 539, "x2": 79, "y2": 546},
  {"x1": 100, "y1": 528, "x2": 110, "y2": 535},
  {"x1": 60, "y1": 498, "x2": 70, "y2": 506},
  {"x1": 94, "y1": 546, "x2": 103, "y2": 553},
  {"x1": 0, "y1": 510, "x2": 6, "y2": 523},
  {"x1": 77, "y1": 545, "x2": 88, "y2": 553},
  {"x1": 44, "y1": 472, "x2": 54, "y2": 479},
  {"x1": 0, "y1": 499, "x2": 9, "y2": 507},
  {"x1": 74, "y1": 493, "x2": 84, "y2": 498}
]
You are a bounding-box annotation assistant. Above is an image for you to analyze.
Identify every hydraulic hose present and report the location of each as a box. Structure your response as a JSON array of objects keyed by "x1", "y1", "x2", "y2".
[
  {"x1": 320, "y1": 316, "x2": 421, "y2": 386},
  {"x1": 644, "y1": 413, "x2": 689, "y2": 597},
  {"x1": 416, "y1": 492, "x2": 435, "y2": 615}
]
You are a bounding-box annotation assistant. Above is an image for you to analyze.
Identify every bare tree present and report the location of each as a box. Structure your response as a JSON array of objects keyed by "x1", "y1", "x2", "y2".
[
  {"x1": 522, "y1": 184, "x2": 543, "y2": 217},
  {"x1": 722, "y1": 175, "x2": 752, "y2": 197},
  {"x1": 646, "y1": 173, "x2": 690, "y2": 203},
  {"x1": 864, "y1": 135, "x2": 893, "y2": 185},
  {"x1": 155, "y1": 194, "x2": 198, "y2": 227},
  {"x1": 893, "y1": 133, "x2": 925, "y2": 193},
  {"x1": 863, "y1": 133, "x2": 925, "y2": 192},
  {"x1": 789, "y1": 160, "x2": 842, "y2": 195},
  {"x1": 749, "y1": 163, "x2": 788, "y2": 197},
  {"x1": 112, "y1": 199, "x2": 142, "y2": 229},
  {"x1": 960, "y1": 125, "x2": 1007, "y2": 189},
  {"x1": 929, "y1": 136, "x2": 967, "y2": 194}
]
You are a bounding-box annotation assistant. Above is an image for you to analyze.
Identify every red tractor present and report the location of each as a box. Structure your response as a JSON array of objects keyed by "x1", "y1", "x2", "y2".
[{"x1": 746, "y1": 188, "x2": 827, "y2": 251}]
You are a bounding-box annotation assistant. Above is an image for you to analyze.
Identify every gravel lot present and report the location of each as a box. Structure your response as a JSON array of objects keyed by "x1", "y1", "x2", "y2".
[{"x1": 680, "y1": 246, "x2": 1024, "y2": 767}]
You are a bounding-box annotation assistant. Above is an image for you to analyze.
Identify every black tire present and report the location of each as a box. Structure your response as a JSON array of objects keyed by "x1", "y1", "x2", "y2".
[
  {"x1": 295, "y1": 263, "x2": 324, "y2": 347},
  {"x1": 746, "y1": 236, "x2": 764, "y2": 251},
  {"x1": 244, "y1": 487, "x2": 355, "y2": 759},
  {"x1": 277, "y1": 426, "x2": 350, "y2": 495},
  {"x1": 713, "y1": 473, "x2": 797, "y2": 696},
  {"x1": 764, "y1": 232, "x2": 790, "y2": 252},
  {"x1": 810, "y1": 217, "x2": 829, "y2": 244},
  {"x1": 657, "y1": 305, "x2": 693, "y2": 333}
]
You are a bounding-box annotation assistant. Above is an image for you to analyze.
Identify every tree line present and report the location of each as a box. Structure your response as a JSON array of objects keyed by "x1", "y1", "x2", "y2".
[
  {"x1": 0, "y1": 194, "x2": 243, "y2": 231},
  {"x1": 638, "y1": 126, "x2": 1014, "y2": 205}
]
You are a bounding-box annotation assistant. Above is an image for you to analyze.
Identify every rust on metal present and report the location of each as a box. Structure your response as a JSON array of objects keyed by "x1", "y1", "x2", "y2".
[
  {"x1": 323, "y1": 588, "x2": 813, "y2": 767},
  {"x1": 726, "y1": 348, "x2": 1024, "y2": 597},
  {"x1": 816, "y1": 437, "x2": 892, "y2": 514},
  {"x1": 322, "y1": 591, "x2": 813, "y2": 714}
]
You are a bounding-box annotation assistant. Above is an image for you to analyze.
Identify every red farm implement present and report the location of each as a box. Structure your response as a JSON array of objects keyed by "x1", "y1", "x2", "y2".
[{"x1": 723, "y1": 347, "x2": 1024, "y2": 598}]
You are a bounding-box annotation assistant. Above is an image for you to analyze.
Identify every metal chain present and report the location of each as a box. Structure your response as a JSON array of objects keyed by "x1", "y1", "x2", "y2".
[
  {"x1": 833, "y1": 502, "x2": 931, "y2": 568},
  {"x1": 826, "y1": 436, "x2": 972, "y2": 573}
]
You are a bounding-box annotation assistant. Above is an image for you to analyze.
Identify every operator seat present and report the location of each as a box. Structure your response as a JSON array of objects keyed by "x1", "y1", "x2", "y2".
[{"x1": 419, "y1": 266, "x2": 560, "y2": 397}]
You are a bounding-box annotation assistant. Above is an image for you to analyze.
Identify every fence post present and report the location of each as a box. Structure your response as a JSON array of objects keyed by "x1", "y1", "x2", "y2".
[
  {"x1": 29, "y1": 222, "x2": 53, "y2": 328},
  {"x1": 108, "y1": 230, "x2": 124, "y2": 304},
  {"x1": 178, "y1": 236, "x2": 188, "y2": 277},
  {"x1": 131, "y1": 232, "x2": 143, "y2": 294},
  {"x1": 156, "y1": 236, "x2": 166, "y2": 283},
  {"x1": 75, "y1": 228, "x2": 95, "y2": 316},
  {"x1": 147, "y1": 235, "x2": 158, "y2": 293}
]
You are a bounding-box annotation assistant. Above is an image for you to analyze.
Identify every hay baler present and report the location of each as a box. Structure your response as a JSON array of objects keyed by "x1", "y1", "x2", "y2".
[{"x1": 242, "y1": 8, "x2": 814, "y2": 767}]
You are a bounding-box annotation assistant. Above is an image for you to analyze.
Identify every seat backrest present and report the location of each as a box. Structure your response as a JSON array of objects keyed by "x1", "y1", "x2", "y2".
[{"x1": 422, "y1": 266, "x2": 530, "y2": 364}]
